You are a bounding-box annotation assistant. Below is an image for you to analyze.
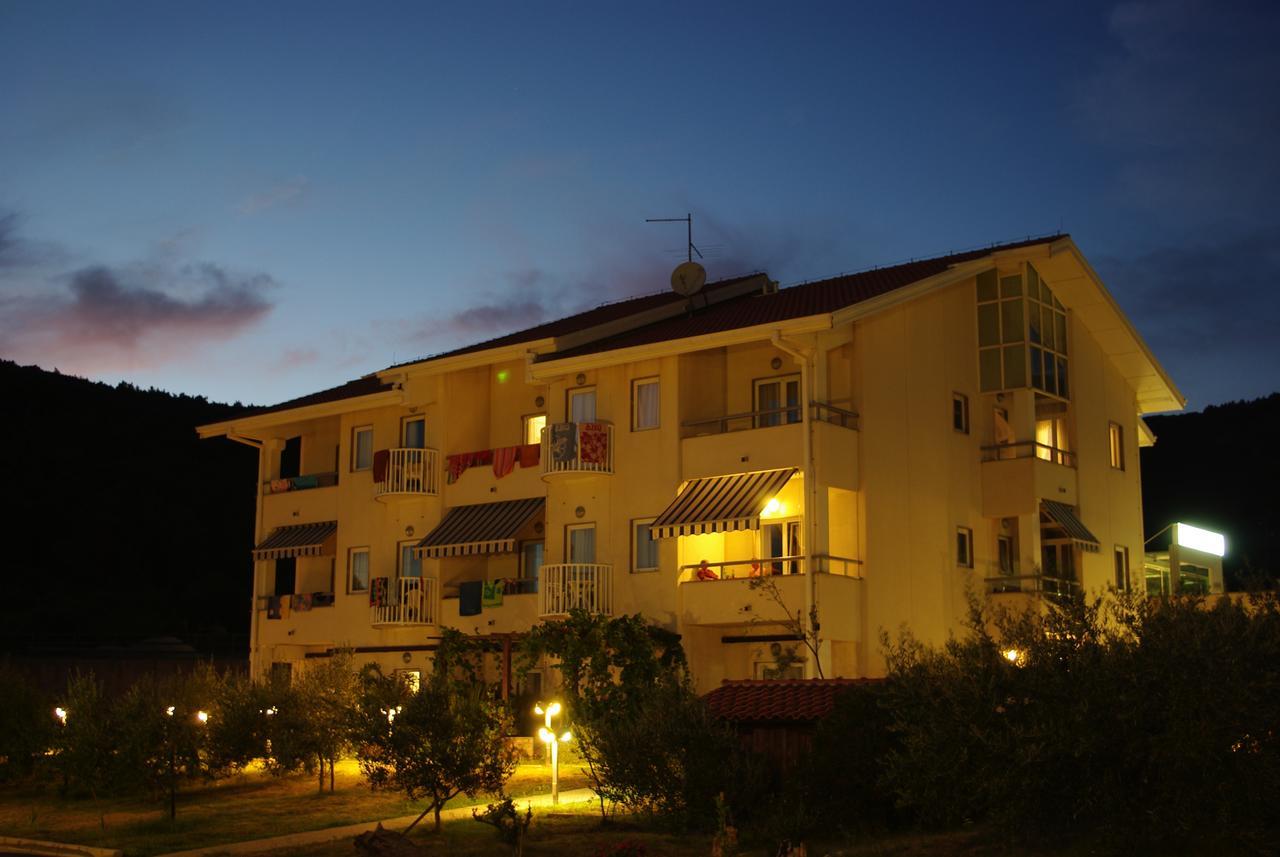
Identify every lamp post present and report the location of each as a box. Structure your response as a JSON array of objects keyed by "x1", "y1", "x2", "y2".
[{"x1": 534, "y1": 701, "x2": 572, "y2": 805}]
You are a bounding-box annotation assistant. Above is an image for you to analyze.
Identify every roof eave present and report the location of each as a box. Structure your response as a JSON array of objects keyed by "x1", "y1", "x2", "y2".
[{"x1": 196, "y1": 389, "x2": 404, "y2": 440}]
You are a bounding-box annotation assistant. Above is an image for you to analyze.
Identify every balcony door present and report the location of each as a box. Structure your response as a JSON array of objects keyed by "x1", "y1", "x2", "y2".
[
  {"x1": 754, "y1": 376, "x2": 801, "y2": 428},
  {"x1": 398, "y1": 542, "x2": 422, "y2": 580},
  {"x1": 761, "y1": 519, "x2": 802, "y2": 575},
  {"x1": 567, "y1": 524, "x2": 596, "y2": 564},
  {"x1": 401, "y1": 416, "x2": 426, "y2": 450},
  {"x1": 568, "y1": 388, "x2": 596, "y2": 423}
]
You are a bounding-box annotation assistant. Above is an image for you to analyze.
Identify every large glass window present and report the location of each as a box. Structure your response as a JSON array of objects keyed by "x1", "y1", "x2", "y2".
[
  {"x1": 755, "y1": 375, "x2": 801, "y2": 428},
  {"x1": 976, "y1": 264, "x2": 1069, "y2": 398}
]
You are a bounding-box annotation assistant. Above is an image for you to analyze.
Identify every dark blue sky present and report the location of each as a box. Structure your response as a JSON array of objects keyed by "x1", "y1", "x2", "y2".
[{"x1": 2, "y1": 1, "x2": 1276, "y2": 409}]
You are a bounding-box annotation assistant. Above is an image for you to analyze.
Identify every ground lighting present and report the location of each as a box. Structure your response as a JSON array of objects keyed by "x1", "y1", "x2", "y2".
[{"x1": 534, "y1": 701, "x2": 572, "y2": 805}]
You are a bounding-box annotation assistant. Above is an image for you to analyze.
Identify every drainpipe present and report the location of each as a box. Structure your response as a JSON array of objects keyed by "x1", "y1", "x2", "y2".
[{"x1": 771, "y1": 332, "x2": 821, "y2": 678}]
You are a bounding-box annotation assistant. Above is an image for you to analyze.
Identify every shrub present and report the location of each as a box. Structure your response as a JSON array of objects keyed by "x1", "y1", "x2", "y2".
[{"x1": 0, "y1": 663, "x2": 54, "y2": 782}]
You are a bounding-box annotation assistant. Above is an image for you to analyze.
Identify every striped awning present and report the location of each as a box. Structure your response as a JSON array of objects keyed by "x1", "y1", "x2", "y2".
[
  {"x1": 416, "y1": 497, "x2": 544, "y2": 559},
  {"x1": 651, "y1": 468, "x2": 797, "y2": 539},
  {"x1": 1041, "y1": 501, "x2": 1100, "y2": 552},
  {"x1": 253, "y1": 521, "x2": 337, "y2": 561}
]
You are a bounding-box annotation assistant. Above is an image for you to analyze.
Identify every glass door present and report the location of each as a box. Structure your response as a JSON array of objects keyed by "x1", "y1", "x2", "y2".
[{"x1": 754, "y1": 376, "x2": 801, "y2": 428}]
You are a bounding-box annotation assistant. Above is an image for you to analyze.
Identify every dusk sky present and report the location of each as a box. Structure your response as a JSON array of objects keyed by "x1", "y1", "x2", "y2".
[{"x1": 2, "y1": 1, "x2": 1277, "y2": 410}]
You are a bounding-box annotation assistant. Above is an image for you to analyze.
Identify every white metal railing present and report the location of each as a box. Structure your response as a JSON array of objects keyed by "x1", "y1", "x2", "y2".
[
  {"x1": 375, "y1": 448, "x2": 440, "y2": 497},
  {"x1": 539, "y1": 563, "x2": 612, "y2": 616},
  {"x1": 371, "y1": 577, "x2": 438, "y2": 626},
  {"x1": 540, "y1": 423, "x2": 614, "y2": 476}
]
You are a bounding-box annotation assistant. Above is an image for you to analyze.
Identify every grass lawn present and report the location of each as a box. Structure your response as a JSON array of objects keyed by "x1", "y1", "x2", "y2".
[{"x1": 0, "y1": 759, "x2": 591, "y2": 857}]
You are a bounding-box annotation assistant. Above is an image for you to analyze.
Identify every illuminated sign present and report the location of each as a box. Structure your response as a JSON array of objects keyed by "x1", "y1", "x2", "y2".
[{"x1": 1174, "y1": 523, "x2": 1225, "y2": 557}]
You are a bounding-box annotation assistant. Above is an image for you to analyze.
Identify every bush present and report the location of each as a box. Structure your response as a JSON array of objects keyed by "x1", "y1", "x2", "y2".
[{"x1": 0, "y1": 663, "x2": 54, "y2": 782}]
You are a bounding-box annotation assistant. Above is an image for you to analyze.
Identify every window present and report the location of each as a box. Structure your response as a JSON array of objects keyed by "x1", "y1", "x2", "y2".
[
  {"x1": 523, "y1": 414, "x2": 547, "y2": 446},
  {"x1": 1108, "y1": 422, "x2": 1125, "y2": 470},
  {"x1": 401, "y1": 416, "x2": 425, "y2": 450},
  {"x1": 632, "y1": 519, "x2": 659, "y2": 573},
  {"x1": 632, "y1": 378, "x2": 660, "y2": 430},
  {"x1": 1114, "y1": 545, "x2": 1130, "y2": 592},
  {"x1": 349, "y1": 547, "x2": 370, "y2": 593},
  {"x1": 761, "y1": 519, "x2": 802, "y2": 575},
  {"x1": 280, "y1": 436, "x2": 301, "y2": 479},
  {"x1": 398, "y1": 541, "x2": 422, "y2": 579},
  {"x1": 274, "y1": 557, "x2": 296, "y2": 596},
  {"x1": 952, "y1": 393, "x2": 969, "y2": 434},
  {"x1": 956, "y1": 527, "x2": 973, "y2": 568},
  {"x1": 396, "y1": 669, "x2": 421, "y2": 694},
  {"x1": 567, "y1": 524, "x2": 596, "y2": 564},
  {"x1": 270, "y1": 662, "x2": 293, "y2": 684},
  {"x1": 997, "y1": 535, "x2": 1014, "y2": 575},
  {"x1": 754, "y1": 375, "x2": 801, "y2": 428},
  {"x1": 1035, "y1": 415, "x2": 1072, "y2": 465},
  {"x1": 352, "y1": 426, "x2": 373, "y2": 471},
  {"x1": 977, "y1": 264, "x2": 1069, "y2": 398},
  {"x1": 520, "y1": 540, "x2": 544, "y2": 587},
  {"x1": 568, "y1": 388, "x2": 596, "y2": 423}
]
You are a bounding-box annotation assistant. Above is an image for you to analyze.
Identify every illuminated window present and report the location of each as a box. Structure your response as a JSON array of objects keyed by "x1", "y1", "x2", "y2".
[
  {"x1": 349, "y1": 547, "x2": 370, "y2": 593},
  {"x1": 956, "y1": 527, "x2": 973, "y2": 568},
  {"x1": 396, "y1": 669, "x2": 421, "y2": 693},
  {"x1": 632, "y1": 519, "x2": 659, "y2": 573},
  {"x1": 352, "y1": 426, "x2": 373, "y2": 471},
  {"x1": 523, "y1": 414, "x2": 547, "y2": 446},
  {"x1": 952, "y1": 393, "x2": 969, "y2": 434},
  {"x1": 1108, "y1": 422, "x2": 1125, "y2": 470},
  {"x1": 632, "y1": 378, "x2": 660, "y2": 430},
  {"x1": 1035, "y1": 413, "x2": 1072, "y2": 465},
  {"x1": 1113, "y1": 545, "x2": 1130, "y2": 592}
]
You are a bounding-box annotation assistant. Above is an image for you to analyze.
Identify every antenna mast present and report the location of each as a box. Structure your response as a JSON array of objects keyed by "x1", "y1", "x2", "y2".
[{"x1": 646, "y1": 212, "x2": 703, "y2": 262}]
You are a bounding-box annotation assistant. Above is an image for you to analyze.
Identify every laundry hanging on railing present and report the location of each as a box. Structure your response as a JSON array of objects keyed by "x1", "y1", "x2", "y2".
[
  {"x1": 550, "y1": 422, "x2": 577, "y2": 463},
  {"x1": 579, "y1": 422, "x2": 608, "y2": 465},
  {"x1": 518, "y1": 442, "x2": 540, "y2": 468},
  {"x1": 492, "y1": 445, "x2": 518, "y2": 478},
  {"x1": 372, "y1": 449, "x2": 390, "y2": 482},
  {"x1": 482, "y1": 578, "x2": 505, "y2": 608},
  {"x1": 369, "y1": 576, "x2": 390, "y2": 607},
  {"x1": 445, "y1": 449, "x2": 495, "y2": 484}
]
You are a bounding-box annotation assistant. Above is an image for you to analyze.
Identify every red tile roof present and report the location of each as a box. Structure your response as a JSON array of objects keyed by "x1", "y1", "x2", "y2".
[
  {"x1": 222, "y1": 374, "x2": 394, "y2": 422},
  {"x1": 703, "y1": 678, "x2": 878, "y2": 723},
  {"x1": 543, "y1": 234, "x2": 1065, "y2": 361}
]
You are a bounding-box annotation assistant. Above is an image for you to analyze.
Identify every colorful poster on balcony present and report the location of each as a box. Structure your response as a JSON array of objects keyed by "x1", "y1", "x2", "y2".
[
  {"x1": 551, "y1": 422, "x2": 577, "y2": 464},
  {"x1": 579, "y1": 422, "x2": 607, "y2": 465}
]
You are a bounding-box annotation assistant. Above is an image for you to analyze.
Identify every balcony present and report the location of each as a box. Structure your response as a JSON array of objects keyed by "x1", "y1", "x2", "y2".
[
  {"x1": 680, "y1": 403, "x2": 858, "y2": 488},
  {"x1": 541, "y1": 422, "x2": 614, "y2": 478},
  {"x1": 374, "y1": 448, "x2": 441, "y2": 501},
  {"x1": 262, "y1": 473, "x2": 339, "y2": 530},
  {"x1": 263, "y1": 471, "x2": 338, "y2": 495},
  {"x1": 538, "y1": 563, "x2": 612, "y2": 616},
  {"x1": 984, "y1": 567, "x2": 1080, "y2": 611},
  {"x1": 979, "y1": 441, "x2": 1077, "y2": 518},
  {"x1": 370, "y1": 577, "x2": 438, "y2": 627},
  {"x1": 678, "y1": 554, "x2": 863, "y2": 630}
]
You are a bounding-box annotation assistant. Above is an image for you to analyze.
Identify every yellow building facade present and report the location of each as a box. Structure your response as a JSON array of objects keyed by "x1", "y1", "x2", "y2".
[{"x1": 199, "y1": 235, "x2": 1182, "y2": 693}]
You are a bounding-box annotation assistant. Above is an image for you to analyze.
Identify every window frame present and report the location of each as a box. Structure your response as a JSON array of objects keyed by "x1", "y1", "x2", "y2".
[
  {"x1": 351, "y1": 425, "x2": 374, "y2": 472},
  {"x1": 566, "y1": 387, "x2": 597, "y2": 423},
  {"x1": 997, "y1": 534, "x2": 1014, "y2": 574},
  {"x1": 956, "y1": 526, "x2": 974, "y2": 568},
  {"x1": 1108, "y1": 421, "x2": 1125, "y2": 470},
  {"x1": 400, "y1": 415, "x2": 426, "y2": 450},
  {"x1": 631, "y1": 377, "x2": 661, "y2": 431},
  {"x1": 753, "y1": 374, "x2": 802, "y2": 429},
  {"x1": 522, "y1": 413, "x2": 547, "y2": 446},
  {"x1": 631, "y1": 518, "x2": 659, "y2": 573},
  {"x1": 952, "y1": 392, "x2": 970, "y2": 434},
  {"x1": 1114, "y1": 545, "x2": 1130, "y2": 592},
  {"x1": 397, "y1": 540, "x2": 422, "y2": 580},
  {"x1": 348, "y1": 546, "x2": 371, "y2": 594},
  {"x1": 566, "y1": 522, "x2": 597, "y2": 564},
  {"x1": 519, "y1": 539, "x2": 545, "y2": 581}
]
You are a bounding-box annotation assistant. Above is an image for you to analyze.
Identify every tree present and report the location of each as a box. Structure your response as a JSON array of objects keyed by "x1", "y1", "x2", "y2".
[
  {"x1": 0, "y1": 662, "x2": 54, "y2": 782},
  {"x1": 353, "y1": 655, "x2": 516, "y2": 833},
  {"x1": 291, "y1": 653, "x2": 359, "y2": 793},
  {"x1": 746, "y1": 575, "x2": 823, "y2": 678}
]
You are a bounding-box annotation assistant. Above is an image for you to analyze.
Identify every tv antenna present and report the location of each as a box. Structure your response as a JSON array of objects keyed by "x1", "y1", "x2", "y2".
[
  {"x1": 646, "y1": 212, "x2": 703, "y2": 262},
  {"x1": 647, "y1": 212, "x2": 707, "y2": 297}
]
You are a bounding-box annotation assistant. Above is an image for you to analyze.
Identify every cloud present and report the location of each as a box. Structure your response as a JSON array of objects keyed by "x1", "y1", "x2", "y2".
[
  {"x1": 238, "y1": 178, "x2": 312, "y2": 215},
  {"x1": 0, "y1": 212, "x2": 275, "y2": 373},
  {"x1": 1073, "y1": 0, "x2": 1280, "y2": 223}
]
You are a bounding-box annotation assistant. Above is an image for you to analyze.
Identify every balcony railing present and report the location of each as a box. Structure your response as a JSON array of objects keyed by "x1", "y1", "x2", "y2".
[
  {"x1": 539, "y1": 563, "x2": 612, "y2": 616},
  {"x1": 981, "y1": 440, "x2": 1076, "y2": 468},
  {"x1": 679, "y1": 553, "x2": 862, "y2": 581},
  {"x1": 264, "y1": 471, "x2": 338, "y2": 495},
  {"x1": 682, "y1": 401, "x2": 859, "y2": 436},
  {"x1": 375, "y1": 448, "x2": 440, "y2": 498},
  {"x1": 371, "y1": 577, "x2": 438, "y2": 627},
  {"x1": 541, "y1": 422, "x2": 614, "y2": 476},
  {"x1": 985, "y1": 573, "x2": 1080, "y2": 600}
]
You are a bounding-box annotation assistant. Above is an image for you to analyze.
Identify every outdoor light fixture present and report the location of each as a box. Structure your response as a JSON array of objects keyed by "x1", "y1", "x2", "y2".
[
  {"x1": 535, "y1": 701, "x2": 572, "y2": 805},
  {"x1": 1002, "y1": 648, "x2": 1025, "y2": 666},
  {"x1": 165, "y1": 706, "x2": 176, "y2": 717},
  {"x1": 761, "y1": 497, "x2": 783, "y2": 518},
  {"x1": 197, "y1": 710, "x2": 209, "y2": 724},
  {"x1": 54, "y1": 707, "x2": 67, "y2": 725},
  {"x1": 381, "y1": 705, "x2": 402, "y2": 725},
  {"x1": 1174, "y1": 523, "x2": 1226, "y2": 557}
]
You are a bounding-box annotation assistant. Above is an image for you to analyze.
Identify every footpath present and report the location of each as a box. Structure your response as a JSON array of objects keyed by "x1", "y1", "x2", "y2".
[{"x1": 154, "y1": 789, "x2": 594, "y2": 857}]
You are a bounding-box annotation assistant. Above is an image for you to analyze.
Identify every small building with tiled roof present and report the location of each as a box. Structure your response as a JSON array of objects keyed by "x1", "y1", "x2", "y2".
[{"x1": 199, "y1": 233, "x2": 1183, "y2": 696}]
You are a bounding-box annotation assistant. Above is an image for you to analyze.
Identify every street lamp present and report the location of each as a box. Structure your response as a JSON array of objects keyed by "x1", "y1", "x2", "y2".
[
  {"x1": 534, "y1": 701, "x2": 572, "y2": 805},
  {"x1": 54, "y1": 707, "x2": 67, "y2": 725}
]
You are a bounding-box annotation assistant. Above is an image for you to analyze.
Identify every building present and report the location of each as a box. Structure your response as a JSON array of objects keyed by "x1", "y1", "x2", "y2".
[{"x1": 197, "y1": 234, "x2": 1183, "y2": 693}]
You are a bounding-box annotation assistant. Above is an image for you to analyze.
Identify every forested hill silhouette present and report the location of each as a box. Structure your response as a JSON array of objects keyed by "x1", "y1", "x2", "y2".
[
  {"x1": 1142, "y1": 393, "x2": 1280, "y2": 587},
  {"x1": 0, "y1": 360, "x2": 258, "y2": 654}
]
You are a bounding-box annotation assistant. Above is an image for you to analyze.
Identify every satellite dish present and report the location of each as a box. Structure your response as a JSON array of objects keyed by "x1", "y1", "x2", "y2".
[{"x1": 671, "y1": 261, "x2": 706, "y2": 296}]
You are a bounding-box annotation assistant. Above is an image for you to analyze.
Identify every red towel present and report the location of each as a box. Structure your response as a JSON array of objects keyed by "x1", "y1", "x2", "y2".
[
  {"x1": 372, "y1": 449, "x2": 390, "y2": 482},
  {"x1": 579, "y1": 422, "x2": 608, "y2": 465},
  {"x1": 518, "y1": 443, "x2": 540, "y2": 468},
  {"x1": 493, "y1": 446, "x2": 518, "y2": 478}
]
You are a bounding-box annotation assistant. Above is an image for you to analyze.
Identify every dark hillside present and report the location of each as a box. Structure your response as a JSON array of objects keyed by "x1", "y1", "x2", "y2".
[
  {"x1": 1141, "y1": 393, "x2": 1280, "y2": 586},
  {"x1": 0, "y1": 360, "x2": 258, "y2": 652}
]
